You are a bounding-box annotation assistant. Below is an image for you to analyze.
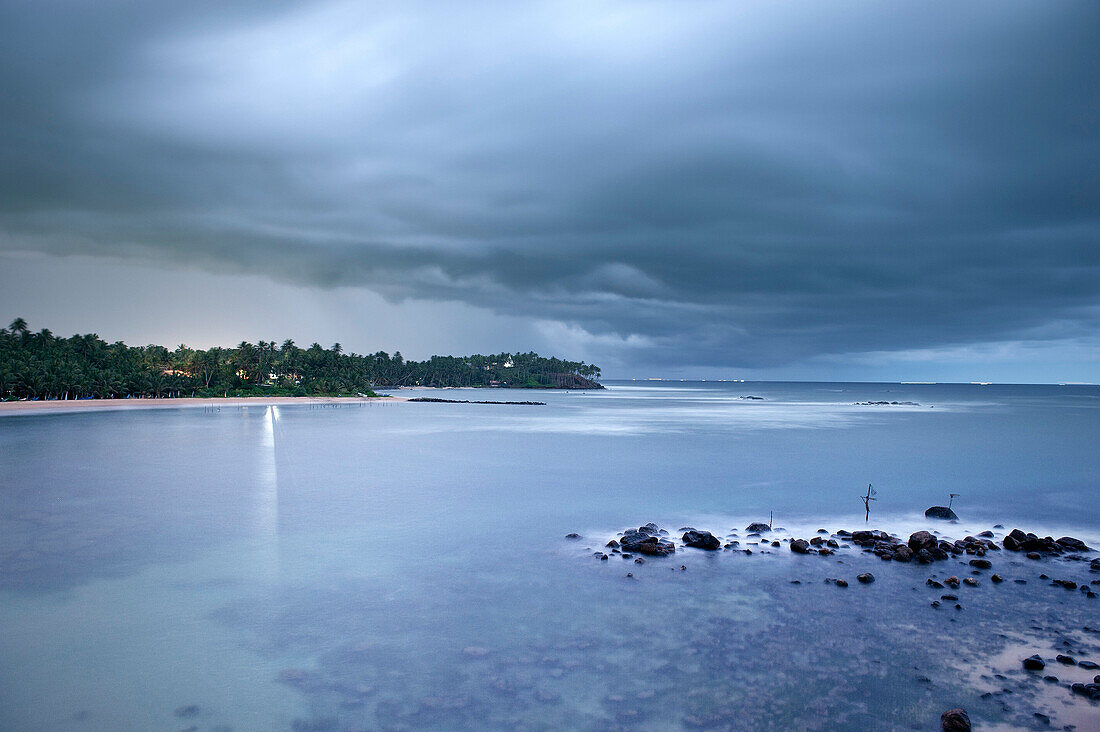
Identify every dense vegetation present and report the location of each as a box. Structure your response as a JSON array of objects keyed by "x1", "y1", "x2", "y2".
[{"x1": 0, "y1": 318, "x2": 602, "y2": 400}]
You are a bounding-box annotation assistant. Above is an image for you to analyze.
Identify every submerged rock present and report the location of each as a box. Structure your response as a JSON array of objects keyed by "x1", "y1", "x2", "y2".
[
  {"x1": 565, "y1": 533, "x2": 581, "y2": 539},
  {"x1": 968, "y1": 559, "x2": 992, "y2": 570},
  {"x1": 925, "y1": 506, "x2": 959, "y2": 521},
  {"x1": 940, "y1": 708, "x2": 971, "y2": 732}
]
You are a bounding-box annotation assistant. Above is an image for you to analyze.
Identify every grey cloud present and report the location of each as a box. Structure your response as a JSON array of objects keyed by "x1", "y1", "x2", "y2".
[{"x1": 0, "y1": 0, "x2": 1097, "y2": 374}]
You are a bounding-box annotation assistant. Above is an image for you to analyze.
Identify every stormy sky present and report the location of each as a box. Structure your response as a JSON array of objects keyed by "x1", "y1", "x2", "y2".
[{"x1": 1, "y1": 1, "x2": 1097, "y2": 381}]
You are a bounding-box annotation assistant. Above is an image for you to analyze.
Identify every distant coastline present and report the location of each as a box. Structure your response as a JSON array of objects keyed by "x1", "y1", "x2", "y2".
[
  {"x1": 0, "y1": 395, "x2": 406, "y2": 417},
  {"x1": 0, "y1": 317, "x2": 603, "y2": 401}
]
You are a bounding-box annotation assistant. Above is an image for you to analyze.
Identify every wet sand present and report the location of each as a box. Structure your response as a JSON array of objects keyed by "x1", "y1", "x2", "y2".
[{"x1": 0, "y1": 395, "x2": 407, "y2": 416}]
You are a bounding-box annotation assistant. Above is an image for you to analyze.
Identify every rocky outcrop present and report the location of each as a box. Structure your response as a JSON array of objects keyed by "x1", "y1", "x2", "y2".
[
  {"x1": 1003, "y1": 529, "x2": 1089, "y2": 555},
  {"x1": 925, "y1": 506, "x2": 958, "y2": 520},
  {"x1": 619, "y1": 524, "x2": 676, "y2": 556}
]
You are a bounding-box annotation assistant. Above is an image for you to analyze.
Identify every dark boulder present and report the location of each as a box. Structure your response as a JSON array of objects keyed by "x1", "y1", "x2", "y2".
[
  {"x1": 857, "y1": 573, "x2": 875, "y2": 584},
  {"x1": 1023, "y1": 655, "x2": 1045, "y2": 671},
  {"x1": 1056, "y1": 536, "x2": 1089, "y2": 551},
  {"x1": 893, "y1": 546, "x2": 914, "y2": 562},
  {"x1": 968, "y1": 559, "x2": 992, "y2": 570},
  {"x1": 565, "y1": 533, "x2": 581, "y2": 539},
  {"x1": 790, "y1": 539, "x2": 810, "y2": 554},
  {"x1": 940, "y1": 708, "x2": 971, "y2": 732},
  {"x1": 925, "y1": 506, "x2": 959, "y2": 520},
  {"x1": 681, "y1": 530, "x2": 720, "y2": 550},
  {"x1": 909, "y1": 531, "x2": 937, "y2": 552},
  {"x1": 745, "y1": 522, "x2": 771, "y2": 533},
  {"x1": 1079, "y1": 660, "x2": 1100, "y2": 670}
]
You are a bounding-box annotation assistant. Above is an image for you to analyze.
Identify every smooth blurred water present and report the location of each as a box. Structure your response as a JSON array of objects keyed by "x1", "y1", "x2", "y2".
[{"x1": 1, "y1": 382, "x2": 1098, "y2": 730}]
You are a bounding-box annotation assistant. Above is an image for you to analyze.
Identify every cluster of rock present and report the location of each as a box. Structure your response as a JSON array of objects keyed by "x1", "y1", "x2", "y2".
[
  {"x1": 1002, "y1": 528, "x2": 1090, "y2": 559},
  {"x1": 615, "y1": 523, "x2": 677, "y2": 557},
  {"x1": 572, "y1": 523, "x2": 1097, "y2": 583},
  {"x1": 1021, "y1": 654, "x2": 1100, "y2": 700}
]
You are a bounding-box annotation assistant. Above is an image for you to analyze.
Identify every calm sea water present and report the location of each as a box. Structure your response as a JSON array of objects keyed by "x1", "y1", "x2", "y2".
[{"x1": 1, "y1": 382, "x2": 1098, "y2": 730}]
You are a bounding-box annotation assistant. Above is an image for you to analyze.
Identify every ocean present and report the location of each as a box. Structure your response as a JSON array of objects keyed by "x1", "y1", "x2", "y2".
[{"x1": 1, "y1": 381, "x2": 1098, "y2": 730}]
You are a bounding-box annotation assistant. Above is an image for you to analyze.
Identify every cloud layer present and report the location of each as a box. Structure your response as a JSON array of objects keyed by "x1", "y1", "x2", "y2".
[{"x1": 1, "y1": 1, "x2": 1097, "y2": 375}]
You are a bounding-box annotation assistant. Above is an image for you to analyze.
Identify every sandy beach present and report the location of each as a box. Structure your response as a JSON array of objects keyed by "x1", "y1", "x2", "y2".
[{"x1": 0, "y1": 395, "x2": 407, "y2": 416}]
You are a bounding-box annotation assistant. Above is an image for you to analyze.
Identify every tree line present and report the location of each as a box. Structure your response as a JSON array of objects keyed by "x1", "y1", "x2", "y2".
[{"x1": 0, "y1": 318, "x2": 602, "y2": 400}]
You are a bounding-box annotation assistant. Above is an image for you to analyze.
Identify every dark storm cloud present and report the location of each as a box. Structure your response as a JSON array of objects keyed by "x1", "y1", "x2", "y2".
[{"x1": 1, "y1": 0, "x2": 1097, "y2": 370}]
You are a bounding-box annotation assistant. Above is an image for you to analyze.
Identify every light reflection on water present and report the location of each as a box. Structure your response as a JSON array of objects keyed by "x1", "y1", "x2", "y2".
[{"x1": 0, "y1": 382, "x2": 1098, "y2": 730}]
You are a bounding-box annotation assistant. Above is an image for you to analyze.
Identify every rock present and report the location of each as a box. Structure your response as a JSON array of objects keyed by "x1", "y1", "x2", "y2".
[
  {"x1": 745, "y1": 522, "x2": 771, "y2": 532},
  {"x1": 893, "y1": 546, "x2": 914, "y2": 562},
  {"x1": 968, "y1": 559, "x2": 992, "y2": 569},
  {"x1": 857, "y1": 573, "x2": 875, "y2": 584},
  {"x1": 1070, "y1": 683, "x2": 1100, "y2": 700},
  {"x1": 940, "y1": 708, "x2": 971, "y2": 732},
  {"x1": 925, "y1": 506, "x2": 959, "y2": 521},
  {"x1": 835, "y1": 579, "x2": 848, "y2": 587},
  {"x1": 909, "y1": 531, "x2": 937, "y2": 552},
  {"x1": 945, "y1": 576, "x2": 960, "y2": 588},
  {"x1": 565, "y1": 533, "x2": 581, "y2": 539},
  {"x1": 790, "y1": 539, "x2": 810, "y2": 554},
  {"x1": 681, "y1": 530, "x2": 720, "y2": 550},
  {"x1": 1026, "y1": 551, "x2": 1041, "y2": 560},
  {"x1": 1079, "y1": 660, "x2": 1100, "y2": 670},
  {"x1": 963, "y1": 578, "x2": 979, "y2": 587},
  {"x1": 978, "y1": 530, "x2": 994, "y2": 538},
  {"x1": 620, "y1": 528, "x2": 676, "y2": 556},
  {"x1": 991, "y1": 574, "x2": 1004, "y2": 583},
  {"x1": 1056, "y1": 536, "x2": 1089, "y2": 551},
  {"x1": 1056, "y1": 655, "x2": 1075, "y2": 665},
  {"x1": 1022, "y1": 655, "x2": 1045, "y2": 671},
  {"x1": 606, "y1": 539, "x2": 620, "y2": 548}
]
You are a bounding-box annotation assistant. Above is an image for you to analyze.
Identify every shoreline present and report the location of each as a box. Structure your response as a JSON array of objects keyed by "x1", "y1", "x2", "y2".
[{"x1": 0, "y1": 395, "x2": 407, "y2": 416}]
